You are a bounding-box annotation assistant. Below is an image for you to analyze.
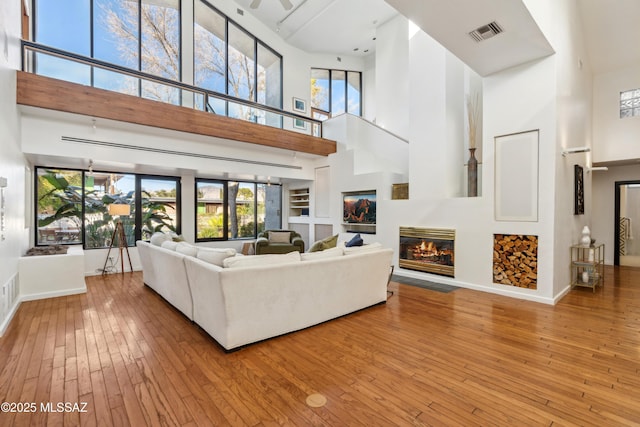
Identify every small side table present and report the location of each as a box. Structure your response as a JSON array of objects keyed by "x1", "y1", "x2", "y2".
[{"x1": 241, "y1": 241, "x2": 255, "y2": 255}]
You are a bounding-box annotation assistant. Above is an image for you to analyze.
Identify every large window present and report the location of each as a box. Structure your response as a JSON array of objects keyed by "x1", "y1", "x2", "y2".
[
  {"x1": 35, "y1": 0, "x2": 182, "y2": 104},
  {"x1": 194, "y1": 1, "x2": 283, "y2": 120},
  {"x1": 196, "y1": 179, "x2": 281, "y2": 241},
  {"x1": 36, "y1": 167, "x2": 180, "y2": 248},
  {"x1": 311, "y1": 68, "x2": 361, "y2": 120}
]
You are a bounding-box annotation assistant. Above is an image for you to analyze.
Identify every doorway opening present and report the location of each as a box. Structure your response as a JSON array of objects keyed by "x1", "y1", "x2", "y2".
[{"x1": 614, "y1": 180, "x2": 640, "y2": 266}]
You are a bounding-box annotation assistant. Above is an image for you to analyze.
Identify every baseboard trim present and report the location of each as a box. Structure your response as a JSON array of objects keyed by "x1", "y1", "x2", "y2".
[
  {"x1": 0, "y1": 298, "x2": 22, "y2": 337},
  {"x1": 20, "y1": 287, "x2": 87, "y2": 302}
]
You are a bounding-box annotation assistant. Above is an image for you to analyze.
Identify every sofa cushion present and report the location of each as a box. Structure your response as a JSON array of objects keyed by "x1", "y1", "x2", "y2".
[
  {"x1": 223, "y1": 251, "x2": 301, "y2": 268},
  {"x1": 344, "y1": 242, "x2": 383, "y2": 255},
  {"x1": 345, "y1": 233, "x2": 364, "y2": 247},
  {"x1": 269, "y1": 231, "x2": 291, "y2": 243},
  {"x1": 301, "y1": 246, "x2": 343, "y2": 261},
  {"x1": 196, "y1": 247, "x2": 236, "y2": 267},
  {"x1": 150, "y1": 232, "x2": 172, "y2": 247},
  {"x1": 309, "y1": 234, "x2": 339, "y2": 252},
  {"x1": 175, "y1": 242, "x2": 198, "y2": 257},
  {"x1": 161, "y1": 240, "x2": 180, "y2": 251}
]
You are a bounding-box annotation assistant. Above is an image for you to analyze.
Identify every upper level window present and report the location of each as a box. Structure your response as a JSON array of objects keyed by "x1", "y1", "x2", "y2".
[
  {"x1": 35, "y1": 0, "x2": 181, "y2": 104},
  {"x1": 194, "y1": 1, "x2": 283, "y2": 119},
  {"x1": 311, "y1": 68, "x2": 361, "y2": 120},
  {"x1": 620, "y1": 89, "x2": 640, "y2": 118}
]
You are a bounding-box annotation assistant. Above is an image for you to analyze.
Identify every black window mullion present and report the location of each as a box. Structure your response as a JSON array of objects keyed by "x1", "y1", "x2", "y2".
[
  {"x1": 138, "y1": 0, "x2": 142, "y2": 98},
  {"x1": 81, "y1": 170, "x2": 87, "y2": 249},
  {"x1": 90, "y1": 0, "x2": 94, "y2": 88},
  {"x1": 223, "y1": 181, "x2": 229, "y2": 239}
]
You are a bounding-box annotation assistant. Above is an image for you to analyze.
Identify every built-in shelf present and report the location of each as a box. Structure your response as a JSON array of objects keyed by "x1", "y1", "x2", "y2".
[{"x1": 289, "y1": 188, "x2": 310, "y2": 217}]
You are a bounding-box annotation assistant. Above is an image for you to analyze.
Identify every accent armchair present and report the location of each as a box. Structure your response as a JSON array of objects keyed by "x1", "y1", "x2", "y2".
[{"x1": 254, "y1": 229, "x2": 305, "y2": 255}]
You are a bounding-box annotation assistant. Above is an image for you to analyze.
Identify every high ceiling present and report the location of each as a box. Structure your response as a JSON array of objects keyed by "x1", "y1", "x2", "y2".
[{"x1": 234, "y1": 0, "x2": 638, "y2": 76}]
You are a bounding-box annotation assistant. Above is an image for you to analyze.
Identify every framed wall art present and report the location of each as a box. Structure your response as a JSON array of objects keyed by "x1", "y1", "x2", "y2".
[
  {"x1": 292, "y1": 97, "x2": 306, "y2": 113},
  {"x1": 574, "y1": 164, "x2": 584, "y2": 215}
]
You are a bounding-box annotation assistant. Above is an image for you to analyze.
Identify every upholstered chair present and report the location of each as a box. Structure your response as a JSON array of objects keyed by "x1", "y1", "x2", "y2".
[{"x1": 254, "y1": 230, "x2": 305, "y2": 255}]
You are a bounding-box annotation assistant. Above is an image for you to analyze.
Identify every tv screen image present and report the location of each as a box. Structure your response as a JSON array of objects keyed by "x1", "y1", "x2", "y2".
[{"x1": 343, "y1": 193, "x2": 376, "y2": 224}]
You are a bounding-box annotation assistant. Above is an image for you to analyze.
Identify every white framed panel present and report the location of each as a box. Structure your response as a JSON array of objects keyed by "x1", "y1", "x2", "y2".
[{"x1": 494, "y1": 129, "x2": 539, "y2": 221}]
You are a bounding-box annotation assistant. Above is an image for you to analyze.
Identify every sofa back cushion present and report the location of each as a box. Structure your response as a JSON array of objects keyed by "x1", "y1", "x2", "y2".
[
  {"x1": 161, "y1": 240, "x2": 180, "y2": 251},
  {"x1": 150, "y1": 232, "x2": 172, "y2": 246},
  {"x1": 175, "y1": 242, "x2": 198, "y2": 257},
  {"x1": 301, "y1": 246, "x2": 343, "y2": 261},
  {"x1": 223, "y1": 251, "x2": 300, "y2": 269},
  {"x1": 196, "y1": 247, "x2": 236, "y2": 267},
  {"x1": 343, "y1": 242, "x2": 383, "y2": 255}
]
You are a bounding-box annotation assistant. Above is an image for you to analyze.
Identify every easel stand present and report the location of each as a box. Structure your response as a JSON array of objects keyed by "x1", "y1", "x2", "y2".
[{"x1": 102, "y1": 220, "x2": 133, "y2": 275}]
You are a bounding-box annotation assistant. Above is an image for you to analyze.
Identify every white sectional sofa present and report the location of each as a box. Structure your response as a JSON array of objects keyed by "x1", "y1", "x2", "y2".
[{"x1": 136, "y1": 238, "x2": 393, "y2": 351}]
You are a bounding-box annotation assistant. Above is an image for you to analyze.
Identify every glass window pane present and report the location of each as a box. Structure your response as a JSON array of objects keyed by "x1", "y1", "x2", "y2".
[
  {"x1": 196, "y1": 181, "x2": 225, "y2": 239},
  {"x1": 257, "y1": 43, "x2": 281, "y2": 108},
  {"x1": 35, "y1": 0, "x2": 90, "y2": 56},
  {"x1": 35, "y1": 53, "x2": 91, "y2": 85},
  {"x1": 228, "y1": 182, "x2": 255, "y2": 239},
  {"x1": 331, "y1": 70, "x2": 346, "y2": 115},
  {"x1": 94, "y1": 68, "x2": 139, "y2": 95},
  {"x1": 311, "y1": 69, "x2": 330, "y2": 112},
  {"x1": 141, "y1": 0, "x2": 181, "y2": 104},
  {"x1": 140, "y1": 177, "x2": 179, "y2": 241},
  {"x1": 85, "y1": 172, "x2": 136, "y2": 249},
  {"x1": 347, "y1": 71, "x2": 361, "y2": 115},
  {"x1": 260, "y1": 184, "x2": 281, "y2": 232},
  {"x1": 228, "y1": 23, "x2": 256, "y2": 102},
  {"x1": 194, "y1": 1, "x2": 226, "y2": 96},
  {"x1": 94, "y1": 0, "x2": 139, "y2": 69},
  {"x1": 37, "y1": 168, "x2": 83, "y2": 245}
]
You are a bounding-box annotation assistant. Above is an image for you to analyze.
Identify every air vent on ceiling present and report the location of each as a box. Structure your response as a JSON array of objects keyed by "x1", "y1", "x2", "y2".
[{"x1": 469, "y1": 21, "x2": 503, "y2": 42}]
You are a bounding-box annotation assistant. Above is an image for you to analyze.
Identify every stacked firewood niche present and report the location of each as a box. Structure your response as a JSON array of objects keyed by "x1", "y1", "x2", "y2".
[{"x1": 493, "y1": 234, "x2": 538, "y2": 289}]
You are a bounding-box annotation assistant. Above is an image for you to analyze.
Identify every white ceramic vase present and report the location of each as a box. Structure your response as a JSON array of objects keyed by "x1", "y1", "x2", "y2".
[{"x1": 580, "y1": 226, "x2": 591, "y2": 247}]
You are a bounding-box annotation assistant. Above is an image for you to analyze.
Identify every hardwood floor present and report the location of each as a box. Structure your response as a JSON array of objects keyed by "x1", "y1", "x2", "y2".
[{"x1": 1, "y1": 266, "x2": 639, "y2": 426}]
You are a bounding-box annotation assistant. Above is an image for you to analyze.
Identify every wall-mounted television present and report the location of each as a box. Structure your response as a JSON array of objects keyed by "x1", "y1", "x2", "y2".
[{"x1": 343, "y1": 191, "x2": 376, "y2": 224}]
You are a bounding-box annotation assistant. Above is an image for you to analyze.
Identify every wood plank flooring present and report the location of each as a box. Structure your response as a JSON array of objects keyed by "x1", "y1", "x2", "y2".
[{"x1": 1, "y1": 266, "x2": 639, "y2": 426}]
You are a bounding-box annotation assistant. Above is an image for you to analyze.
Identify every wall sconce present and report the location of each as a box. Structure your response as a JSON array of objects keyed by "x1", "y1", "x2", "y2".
[{"x1": 562, "y1": 146, "x2": 591, "y2": 156}]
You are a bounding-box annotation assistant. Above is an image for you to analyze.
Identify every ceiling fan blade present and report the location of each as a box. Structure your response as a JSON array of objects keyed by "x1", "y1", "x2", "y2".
[
  {"x1": 250, "y1": 0, "x2": 261, "y2": 9},
  {"x1": 280, "y1": 0, "x2": 293, "y2": 10}
]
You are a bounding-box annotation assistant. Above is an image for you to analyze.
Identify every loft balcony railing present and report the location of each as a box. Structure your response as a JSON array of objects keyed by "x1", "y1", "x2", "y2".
[{"x1": 21, "y1": 40, "x2": 323, "y2": 138}]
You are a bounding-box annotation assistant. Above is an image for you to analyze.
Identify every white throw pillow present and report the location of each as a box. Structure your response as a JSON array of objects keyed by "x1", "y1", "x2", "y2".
[
  {"x1": 196, "y1": 247, "x2": 236, "y2": 267},
  {"x1": 150, "y1": 232, "x2": 172, "y2": 246},
  {"x1": 175, "y1": 242, "x2": 198, "y2": 257},
  {"x1": 161, "y1": 240, "x2": 179, "y2": 251},
  {"x1": 223, "y1": 251, "x2": 300, "y2": 268},
  {"x1": 301, "y1": 246, "x2": 344, "y2": 261},
  {"x1": 268, "y1": 231, "x2": 291, "y2": 243},
  {"x1": 343, "y1": 242, "x2": 383, "y2": 255}
]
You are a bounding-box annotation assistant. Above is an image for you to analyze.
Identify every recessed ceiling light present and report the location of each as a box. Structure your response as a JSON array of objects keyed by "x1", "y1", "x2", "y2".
[
  {"x1": 364, "y1": 49, "x2": 369, "y2": 53},
  {"x1": 353, "y1": 48, "x2": 359, "y2": 51}
]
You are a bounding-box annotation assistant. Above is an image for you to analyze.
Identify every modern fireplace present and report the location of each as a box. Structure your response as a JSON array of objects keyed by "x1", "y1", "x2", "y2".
[{"x1": 399, "y1": 227, "x2": 455, "y2": 277}]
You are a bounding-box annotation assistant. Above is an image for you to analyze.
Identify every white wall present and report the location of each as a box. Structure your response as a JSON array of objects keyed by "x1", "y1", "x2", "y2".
[
  {"x1": 0, "y1": 0, "x2": 28, "y2": 334},
  {"x1": 539, "y1": 0, "x2": 594, "y2": 296},
  {"x1": 592, "y1": 64, "x2": 640, "y2": 163},
  {"x1": 375, "y1": 14, "x2": 409, "y2": 139}
]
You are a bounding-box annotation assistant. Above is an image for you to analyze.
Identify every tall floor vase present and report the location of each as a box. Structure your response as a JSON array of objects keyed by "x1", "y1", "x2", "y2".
[{"x1": 467, "y1": 148, "x2": 478, "y2": 197}]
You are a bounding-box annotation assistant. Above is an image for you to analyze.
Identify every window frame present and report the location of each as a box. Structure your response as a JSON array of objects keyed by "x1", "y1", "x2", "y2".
[{"x1": 311, "y1": 67, "x2": 362, "y2": 118}]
